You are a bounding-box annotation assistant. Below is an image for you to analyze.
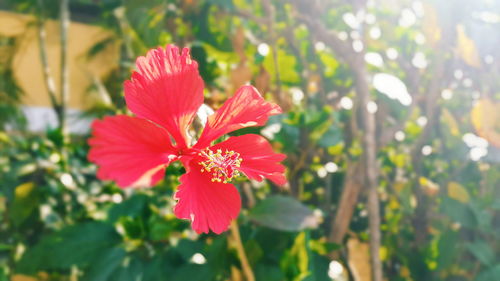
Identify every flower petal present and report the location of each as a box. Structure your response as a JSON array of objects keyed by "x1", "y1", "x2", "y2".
[
  {"x1": 173, "y1": 161, "x2": 241, "y2": 234},
  {"x1": 88, "y1": 115, "x2": 177, "y2": 188},
  {"x1": 212, "y1": 134, "x2": 287, "y2": 186},
  {"x1": 196, "y1": 85, "x2": 282, "y2": 148},
  {"x1": 124, "y1": 45, "x2": 204, "y2": 148}
]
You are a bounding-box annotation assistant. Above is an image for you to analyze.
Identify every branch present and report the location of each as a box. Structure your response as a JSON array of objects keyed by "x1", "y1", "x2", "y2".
[
  {"x1": 290, "y1": 0, "x2": 353, "y2": 65},
  {"x1": 377, "y1": 57, "x2": 420, "y2": 148},
  {"x1": 354, "y1": 56, "x2": 383, "y2": 281},
  {"x1": 288, "y1": 4, "x2": 383, "y2": 279},
  {"x1": 329, "y1": 162, "x2": 364, "y2": 246},
  {"x1": 408, "y1": 56, "x2": 447, "y2": 245}
]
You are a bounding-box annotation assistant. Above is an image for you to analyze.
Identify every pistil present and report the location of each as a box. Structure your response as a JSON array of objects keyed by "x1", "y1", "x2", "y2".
[{"x1": 199, "y1": 148, "x2": 243, "y2": 183}]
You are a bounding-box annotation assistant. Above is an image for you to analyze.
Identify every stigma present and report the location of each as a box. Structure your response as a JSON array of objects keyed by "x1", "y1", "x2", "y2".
[{"x1": 198, "y1": 148, "x2": 243, "y2": 183}]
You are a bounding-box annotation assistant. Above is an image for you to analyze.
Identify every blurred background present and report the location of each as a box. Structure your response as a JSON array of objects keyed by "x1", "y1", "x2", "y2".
[{"x1": 1, "y1": 0, "x2": 499, "y2": 280}]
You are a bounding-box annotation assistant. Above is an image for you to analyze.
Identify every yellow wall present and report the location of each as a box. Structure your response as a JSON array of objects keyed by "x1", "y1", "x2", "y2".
[{"x1": 0, "y1": 11, "x2": 119, "y2": 110}]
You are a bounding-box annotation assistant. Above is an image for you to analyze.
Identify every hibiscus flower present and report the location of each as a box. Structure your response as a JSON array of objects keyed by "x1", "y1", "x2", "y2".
[{"x1": 88, "y1": 44, "x2": 287, "y2": 234}]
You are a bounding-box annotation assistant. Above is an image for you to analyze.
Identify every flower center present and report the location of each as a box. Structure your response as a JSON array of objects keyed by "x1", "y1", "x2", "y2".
[{"x1": 198, "y1": 148, "x2": 242, "y2": 183}]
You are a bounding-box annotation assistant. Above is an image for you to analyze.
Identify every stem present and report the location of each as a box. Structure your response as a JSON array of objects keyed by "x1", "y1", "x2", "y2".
[
  {"x1": 230, "y1": 220, "x2": 255, "y2": 281},
  {"x1": 36, "y1": 0, "x2": 59, "y2": 112},
  {"x1": 59, "y1": 0, "x2": 70, "y2": 135}
]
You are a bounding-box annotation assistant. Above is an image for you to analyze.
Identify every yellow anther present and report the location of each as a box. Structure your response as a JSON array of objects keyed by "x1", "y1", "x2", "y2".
[{"x1": 199, "y1": 148, "x2": 243, "y2": 183}]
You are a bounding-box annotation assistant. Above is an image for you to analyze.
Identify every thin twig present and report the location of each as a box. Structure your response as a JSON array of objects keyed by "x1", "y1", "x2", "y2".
[
  {"x1": 230, "y1": 220, "x2": 255, "y2": 281},
  {"x1": 263, "y1": 0, "x2": 283, "y2": 105},
  {"x1": 242, "y1": 182, "x2": 256, "y2": 208},
  {"x1": 234, "y1": 9, "x2": 267, "y2": 25}
]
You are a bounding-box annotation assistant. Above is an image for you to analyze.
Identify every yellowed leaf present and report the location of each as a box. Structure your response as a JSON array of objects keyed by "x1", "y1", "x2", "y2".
[
  {"x1": 393, "y1": 181, "x2": 406, "y2": 194},
  {"x1": 231, "y1": 26, "x2": 246, "y2": 61},
  {"x1": 229, "y1": 266, "x2": 243, "y2": 281},
  {"x1": 348, "y1": 238, "x2": 372, "y2": 281},
  {"x1": 229, "y1": 63, "x2": 252, "y2": 95},
  {"x1": 441, "y1": 108, "x2": 460, "y2": 136},
  {"x1": 448, "y1": 182, "x2": 470, "y2": 203},
  {"x1": 255, "y1": 65, "x2": 270, "y2": 95},
  {"x1": 419, "y1": 177, "x2": 439, "y2": 196},
  {"x1": 308, "y1": 74, "x2": 321, "y2": 94},
  {"x1": 388, "y1": 198, "x2": 400, "y2": 210},
  {"x1": 456, "y1": 24, "x2": 481, "y2": 67},
  {"x1": 422, "y1": 4, "x2": 441, "y2": 46},
  {"x1": 327, "y1": 143, "x2": 344, "y2": 156},
  {"x1": 0, "y1": 196, "x2": 5, "y2": 213},
  {"x1": 400, "y1": 266, "x2": 411, "y2": 279},
  {"x1": 308, "y1": 237, "x2": 328, "y2": 256},
  {"x1": 15, "y1": 182, "x2": 35, "y2": 199},
  {"x1": 471, "y1": 99, "x2": 500, "y2": 147},
  {"x1": 379, "y1": 246, "x2": 388, "y2": 261},
  {"x1": 11, "y1": 275, "x2": 38, "y2": 281},
  {"x1": 0, "y1": 131, "x2": 9, "y2": 143},
  {"x1": 287, "y1": 232, "x2": 310, "y2": 280}
]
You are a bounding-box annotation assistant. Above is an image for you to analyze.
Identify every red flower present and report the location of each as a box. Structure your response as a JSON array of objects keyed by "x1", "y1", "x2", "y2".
[{"x1": 88, "y1": 45, "x2": 287, "y2": 234}]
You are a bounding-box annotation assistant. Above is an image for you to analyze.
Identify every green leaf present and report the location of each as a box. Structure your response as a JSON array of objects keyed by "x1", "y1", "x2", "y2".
[
  {"x1": 309, "y1": 239, "x2": 341, "y2": 256},
  {"x1": 440, "y1": 197, "x2": 477, "y2": 228},
  {"x1": 317, "y1": 126, "x2": 343, "y2": 148},
  {"x1": 436, "y1": 230, "x2": 459, "y2": 270},
  {"x1": 148, "y1": 216, "x2": 175, "y2": 241},
  {"x1": 83, "y1": 247, "x2": 126, "y2": 281},
  {"x1": 172, "y1": 264, "x2": 212, "y2": 281},
  {"x1": 175, "y1": 240, "x2": 204, "y2": 261},
  {"x1": 143, "y1": 255, "x2": 174, "y2": 281},
  {"x1": 249, "y1": 195, "x2": 320, "y2": 232},
  {"x1": 16, "y1": 163, "x2": 36, "y2": 177},
  {"x1": 255, "y1": 264, "x2": 285, "y2": 281},
  {"x1": 466, "y1": 240, "x2": 495, "y2": 267},
  {"x1": 263, "y1": 48, "x2": 300, "y2": 84},
  {"x1": 18, "y1": 222, "x2": 121, "y2": 273},
  {"x1": 108, "y1": 193, "x2": 148, "y2": 222},
  {"x1": 10, "y1": 182, "x2": 38, "y2": 227},
  {"x1": 475, "y1": 264, "x2": 500, "y2": 281},
  {"x1": 245, "y1": 239, "x2": 264, "y2": 265},
  {"x1": 0, "y1": 244, "x2": 12, "y2": 251},
  {"x1": 110, "y1": 258, "x2": 143, "y2": 281},
  {"x1": 119, "y1": 216, "x2": 146, "y2": 239},
  {"x1": 447, "y1": 182, "x2": 470, "y2": 203},
  {"x1": 205, "y1": 236, "x2": 229, "y2": 271},
  {"x1": 311, "y1": 253, "x2": 331, "y2": 281},
  {"x1": 281, "y1": 232, "x2": 312, "y2": 280}
]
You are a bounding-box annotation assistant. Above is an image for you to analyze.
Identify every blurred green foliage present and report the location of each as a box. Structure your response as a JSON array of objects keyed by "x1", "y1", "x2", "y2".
[{"x1": 1, "y1": 0, "x2": 500, "y2": 281}]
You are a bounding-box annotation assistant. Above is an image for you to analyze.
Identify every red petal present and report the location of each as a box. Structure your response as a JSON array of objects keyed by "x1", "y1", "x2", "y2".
[
  {"x1": 124, "y1": 45, "x2": 204, "y2": 148},
  {"x1": 195, "y1": 85, "x2": 282, "y2": 148},
  {"x1": 88, "y1": 115, "x2": 177, "y2": 188},
  {"x1": 212, "y1": 134, "x2": 287, "y2": 186},
  {"x1": 173, "y1": 161, "x2": 241, "y2": 234}
]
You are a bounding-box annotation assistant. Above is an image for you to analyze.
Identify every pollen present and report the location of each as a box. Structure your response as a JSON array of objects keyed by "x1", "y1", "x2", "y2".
[{"x1": 198, "y1": 148, "x2": 242, "y2": 183}]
